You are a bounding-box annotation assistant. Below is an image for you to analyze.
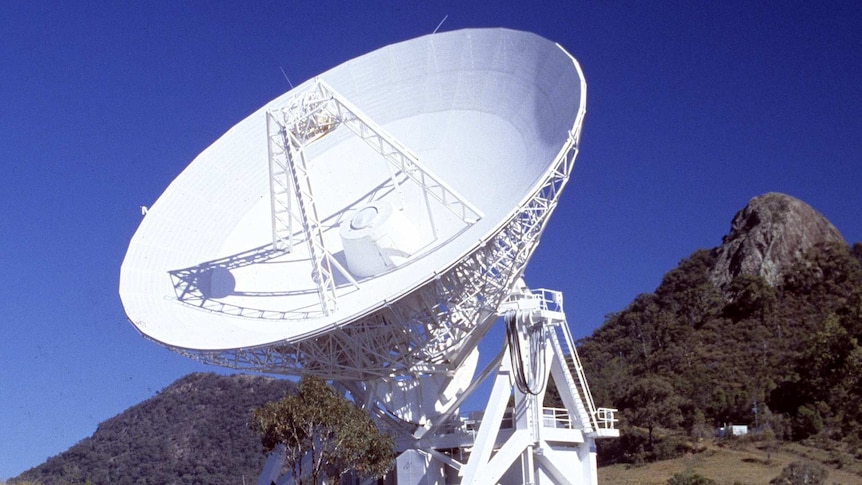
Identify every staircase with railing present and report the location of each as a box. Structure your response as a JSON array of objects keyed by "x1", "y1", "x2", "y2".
[{"x1": 532, "y1": 288, "x2": 619, "y2": 438}]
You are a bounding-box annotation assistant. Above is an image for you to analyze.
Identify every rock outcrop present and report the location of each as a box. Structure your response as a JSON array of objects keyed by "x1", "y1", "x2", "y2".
[{"x1": 709, "y1": 192, "x2": 845, "y2": 289}]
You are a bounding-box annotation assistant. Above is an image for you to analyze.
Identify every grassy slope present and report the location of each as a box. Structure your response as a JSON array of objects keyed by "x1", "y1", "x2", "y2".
[
  {"x1": 5, "y1": 441, "x2": 860, "y2": 484},
  {"x1": 598, "y1": 441, "x2": 862, "y2": 485}
]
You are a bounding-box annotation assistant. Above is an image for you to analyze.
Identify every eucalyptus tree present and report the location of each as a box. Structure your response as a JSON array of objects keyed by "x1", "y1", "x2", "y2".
[{"x1": 250, "y1": 375, "x2": 394, "y2": 484}]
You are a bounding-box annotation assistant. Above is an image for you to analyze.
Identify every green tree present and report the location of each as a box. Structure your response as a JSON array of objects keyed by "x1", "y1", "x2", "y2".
[
  {"x1": 249, "y1": 375, "x2": 394, "y2": 484},
  {"x1": 793, "y1": 314, "x2": 862, "y2": 438},
  {"x1": 722, "y1": 274, "x2": 777, "y2": 322},
  {"x1": 619, "y1": 375, "x2": 683, "y2": 449}
]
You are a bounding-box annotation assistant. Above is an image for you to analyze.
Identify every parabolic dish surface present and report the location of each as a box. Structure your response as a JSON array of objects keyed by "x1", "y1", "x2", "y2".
[{"x1": 119, "y1": 28, "x2": 585, "y2": 353}]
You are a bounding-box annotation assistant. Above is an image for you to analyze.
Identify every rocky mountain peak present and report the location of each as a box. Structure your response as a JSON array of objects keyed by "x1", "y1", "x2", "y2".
[{"x1": 709, "y1": 192, "x2": 845, "y2": 289}]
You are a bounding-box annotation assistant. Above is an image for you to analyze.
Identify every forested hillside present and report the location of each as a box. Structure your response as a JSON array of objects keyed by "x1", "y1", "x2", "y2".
[
  {"x1": 11, "y1": 373, "x2": 295, "y2": 485},
  {"x1": 578, "y1": 194, "x2": 862, "y2": 465}
]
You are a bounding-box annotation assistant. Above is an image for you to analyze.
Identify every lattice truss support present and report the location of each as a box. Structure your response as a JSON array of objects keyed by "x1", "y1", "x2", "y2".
[
  {"x1": 174, "y1": 123, "x2": 582, "y2": 381},
  {"x1": 265, "y1": 79, "x2": 483, "y2": 316},
  {"x1": 267, "y1": 109, "x2": 341, "y2": 316}
]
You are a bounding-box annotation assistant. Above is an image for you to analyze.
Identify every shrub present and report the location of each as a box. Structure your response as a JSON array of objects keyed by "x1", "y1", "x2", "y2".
[
  {"x1": 667, "y1": 471, "x2": 717, "y2": 485},
  {"x1": 769, "y1": 461, "x2": 828, "y2": 485},
  {"x1": 792, "y1": 405, "x2": 823, "y2": 441}
]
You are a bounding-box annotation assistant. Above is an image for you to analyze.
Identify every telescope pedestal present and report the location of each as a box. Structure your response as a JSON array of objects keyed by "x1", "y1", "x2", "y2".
[{"x1": 387, "y1": 288, "x2": 618, "y2": 485}]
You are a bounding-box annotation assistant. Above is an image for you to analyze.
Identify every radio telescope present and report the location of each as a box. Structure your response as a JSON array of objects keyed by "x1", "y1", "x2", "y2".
[{"x1": 120, "y1": 28, "x2": 617, "y2": 485}]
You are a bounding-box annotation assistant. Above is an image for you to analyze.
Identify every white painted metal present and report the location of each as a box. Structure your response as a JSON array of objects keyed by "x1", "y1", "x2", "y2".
[
  {"x1": 118, "y1": 27, "x2": 617, "y2": 484},
  {"x1": 170, "y1": 136, "x2": 577, "y2": 380},
  {"x1": 315, "y1": 79, "x2": 483, "y2": 225},
  {"x1": 268, "y1": 107, "x2": 341, "y2": 315},
  {"x1": 456, "y1": 288, "x2": 617, "y2": 485},
  {"x1": 120, "y1": 29, "x2": 585, "y2": 368}
]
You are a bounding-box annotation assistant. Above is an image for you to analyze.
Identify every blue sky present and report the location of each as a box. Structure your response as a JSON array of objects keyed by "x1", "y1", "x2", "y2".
[{"x1": 2, "y1": 1, "x2": 861, "y2": 479}]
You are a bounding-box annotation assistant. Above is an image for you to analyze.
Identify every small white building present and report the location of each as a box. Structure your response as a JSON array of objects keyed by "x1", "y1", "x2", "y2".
[{"x1": 718, "y1": 424, "x2": 749, "y2": 437}]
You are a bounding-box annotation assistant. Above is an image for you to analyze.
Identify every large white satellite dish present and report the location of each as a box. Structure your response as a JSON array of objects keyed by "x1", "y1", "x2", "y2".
[{"x1": 120, "y1": 28, "x2": 617, "y2": 484}]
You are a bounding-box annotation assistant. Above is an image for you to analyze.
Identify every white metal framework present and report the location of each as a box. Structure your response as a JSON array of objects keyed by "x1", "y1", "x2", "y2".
[
  {"x1": 120, "y1": 28, "x2": 589, "y2": 352},
  {"x1": 174, "y1": 124, "x2": 579, "y2": 380},
  {"x1": 118, "y1": 28, "x2": 618, "y2": 485},
  {"x1": 450, "y1": 288, "x2": 618, "y2": 485}
]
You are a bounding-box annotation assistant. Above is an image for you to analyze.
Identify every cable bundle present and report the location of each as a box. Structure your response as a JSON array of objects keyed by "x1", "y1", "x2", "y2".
[{"x1": 505, "y1": 310, "x2": 547, "y2": 396}]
